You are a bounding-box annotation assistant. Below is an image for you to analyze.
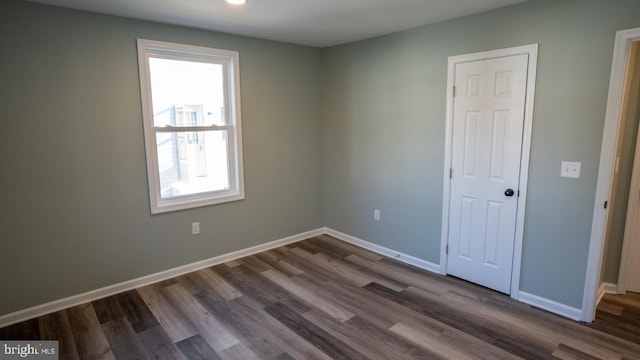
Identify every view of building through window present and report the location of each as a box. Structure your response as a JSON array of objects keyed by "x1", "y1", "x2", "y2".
[{"x1": 149, "y1": 58, "x2": 230, "y2": 199}]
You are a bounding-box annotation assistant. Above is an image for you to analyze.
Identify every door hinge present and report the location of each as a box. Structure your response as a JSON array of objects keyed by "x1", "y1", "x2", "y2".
[
  {"x1": 446, "y1": 244, "x2": 449, "y2": 255},
  {"x1": 604, "y1": 201, "x2": 608, "y2": 209},
  {"x1": 452, "y1": 86, "x2": 456, "y2": 97},
  {"x1": 449, "y1": 168, "x2": 453, "y2": 179},
  {"x1": 518, "y1": 190, "x2": 520, "y2": 197}
]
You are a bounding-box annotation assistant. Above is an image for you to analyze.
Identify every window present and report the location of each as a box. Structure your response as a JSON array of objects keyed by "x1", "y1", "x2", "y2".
[{"x1": 137, "y1": 39, "x2": 244, "y2": 213}]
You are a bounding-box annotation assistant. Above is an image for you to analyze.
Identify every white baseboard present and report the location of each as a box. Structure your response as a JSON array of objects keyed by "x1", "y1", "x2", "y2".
[
  {"x1": 517, "y1": 291, "x2": 583, "y2": 321},
  {"x1": 324, "y1": 227, "x2": 441, "y2": 274},
  {"x1": 597, "y1": 282, "x2": 617, "y2": 305},
  {"x1": 0, "y1": 228, "x2": 324, "y2": 328}
]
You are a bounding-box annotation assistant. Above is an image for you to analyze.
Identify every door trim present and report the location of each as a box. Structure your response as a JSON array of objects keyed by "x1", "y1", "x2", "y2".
[
  {"x1": 440, "y1": 44, "x2": 539, "y2": 300},
  {"x1": 584, "y1": 27, "x2": 640, "y2": 322}
]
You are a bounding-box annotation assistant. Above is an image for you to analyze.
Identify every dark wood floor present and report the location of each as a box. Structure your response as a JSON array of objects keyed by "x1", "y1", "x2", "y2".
[
  {"x1": 1, "y1": 235, "x2": 639, "y2": 359},
  {"x1": 587, "y1": 291, "x2": 640, "y2": 346}
]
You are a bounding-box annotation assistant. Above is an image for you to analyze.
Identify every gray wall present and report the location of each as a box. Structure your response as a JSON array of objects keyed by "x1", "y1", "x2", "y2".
[
  {"x1": 323, "y1": 0, "x2": 640, "y2": 308},
  {"x1": 0, "y1": 0, "x2": 323, "y2": 316}
]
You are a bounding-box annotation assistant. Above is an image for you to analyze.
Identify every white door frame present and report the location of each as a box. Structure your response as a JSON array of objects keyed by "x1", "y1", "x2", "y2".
[
  {"x1": 584, "y1": 27, "x2": 640, "y2": 322},
  {"x1": 440, "y1": 44, "x2": 539, "y2": 300}
]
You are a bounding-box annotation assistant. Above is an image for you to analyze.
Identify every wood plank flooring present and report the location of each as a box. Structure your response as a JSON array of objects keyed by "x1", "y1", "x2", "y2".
[
  {"x1": 1, "y1": 235, "x2": 639, "y2": 359},
  {"x1": 587, "y1": 292, "x2": 640, "y2": 346}
]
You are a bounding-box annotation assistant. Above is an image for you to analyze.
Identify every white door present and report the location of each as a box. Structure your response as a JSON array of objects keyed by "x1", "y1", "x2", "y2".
[{"x1": 447, "y1": 54, "x2": 529, "y2": 294}]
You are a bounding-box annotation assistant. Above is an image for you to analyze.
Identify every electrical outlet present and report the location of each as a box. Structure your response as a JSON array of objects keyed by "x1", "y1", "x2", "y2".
[
  {"x1": 374, "y1": 209, "x2": 381, "y2": 221},
  {"x1": 192, "y1": 222, "x2": 200, "y2": 235}
]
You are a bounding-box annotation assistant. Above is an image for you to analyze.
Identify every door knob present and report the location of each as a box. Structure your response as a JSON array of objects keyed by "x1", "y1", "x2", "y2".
[{"x1": 504, "y1": 189, "x2": 515, "y2": 197}]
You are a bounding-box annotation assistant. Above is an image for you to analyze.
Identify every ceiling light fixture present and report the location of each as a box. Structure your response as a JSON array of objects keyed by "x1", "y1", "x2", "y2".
[{"x1": 226, "y1": 0, "x2": 247, "y2": 5}]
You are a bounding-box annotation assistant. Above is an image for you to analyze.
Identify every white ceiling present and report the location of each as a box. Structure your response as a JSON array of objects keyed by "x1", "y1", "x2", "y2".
[{"x1": 27, "y1": 0, "x2": 527, "y2": 47}]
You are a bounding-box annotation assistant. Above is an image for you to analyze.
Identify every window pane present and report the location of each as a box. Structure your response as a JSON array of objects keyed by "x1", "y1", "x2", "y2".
[
  {"x1": 156, "y1": 130, "x2": 230, "y2": 199},
  {"x1": 149, "y1": 58, "x2": 226, "y2": 127}
]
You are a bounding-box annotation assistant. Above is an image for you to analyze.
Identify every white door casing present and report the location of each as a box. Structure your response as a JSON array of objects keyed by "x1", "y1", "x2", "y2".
[{"x1": 441, "y1": 45, "x2": 538, "y2": 298}]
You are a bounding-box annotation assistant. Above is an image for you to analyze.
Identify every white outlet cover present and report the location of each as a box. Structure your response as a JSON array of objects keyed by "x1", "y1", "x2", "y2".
[{"x1": 561, "y1": 161, "x2": 581, "y2": 179}]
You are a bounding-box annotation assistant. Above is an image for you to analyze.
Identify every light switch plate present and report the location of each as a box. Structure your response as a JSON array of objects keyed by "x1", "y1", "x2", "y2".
[{"x1": 561, "y1": 161, "x2": 581, "y2": 178}]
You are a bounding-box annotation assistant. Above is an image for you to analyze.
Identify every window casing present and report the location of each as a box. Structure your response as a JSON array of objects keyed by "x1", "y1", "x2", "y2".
[{"x1": 137, "y1": 39, "x2": 244, "y2": 214}]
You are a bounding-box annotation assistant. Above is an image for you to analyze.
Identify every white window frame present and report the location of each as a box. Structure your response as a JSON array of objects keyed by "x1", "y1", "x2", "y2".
[{"x1": 137, "y1": 39, "x2": 245, "y2": 214}]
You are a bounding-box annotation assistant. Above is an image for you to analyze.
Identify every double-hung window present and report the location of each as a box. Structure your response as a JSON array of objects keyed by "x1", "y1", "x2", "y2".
[{"x1": 137, "y1": 39, "x2": 244, "y2": 214}]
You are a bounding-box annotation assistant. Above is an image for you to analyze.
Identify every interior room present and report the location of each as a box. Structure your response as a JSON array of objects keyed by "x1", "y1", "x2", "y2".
[{"x1": 1, "y1": 0, "x2": 640, "y2": 358}]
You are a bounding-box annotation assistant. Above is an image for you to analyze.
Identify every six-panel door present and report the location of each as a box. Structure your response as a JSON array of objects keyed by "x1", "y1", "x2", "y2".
[{"x1": 447, "y1": 54, "x2": 529, "y2": 294}]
